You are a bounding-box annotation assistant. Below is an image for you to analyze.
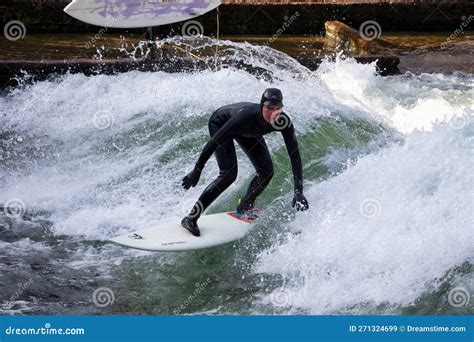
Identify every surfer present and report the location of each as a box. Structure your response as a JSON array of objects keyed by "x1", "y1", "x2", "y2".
[{"x1": 181, "y1": 88, "x2": 309, "y2": 236}]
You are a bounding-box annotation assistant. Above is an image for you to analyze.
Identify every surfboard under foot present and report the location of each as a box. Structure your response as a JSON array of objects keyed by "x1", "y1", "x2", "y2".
[{"x1": 109, "y1": 210, "x2": 259, "y2": 252}]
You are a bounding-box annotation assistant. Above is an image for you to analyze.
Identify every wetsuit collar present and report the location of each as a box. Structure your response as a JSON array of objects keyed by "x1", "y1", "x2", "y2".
[{"x1": 257, "y1": 105, "x2": 272, "y2": 129}]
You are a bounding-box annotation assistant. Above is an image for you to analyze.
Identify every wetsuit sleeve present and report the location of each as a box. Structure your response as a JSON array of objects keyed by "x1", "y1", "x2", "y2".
[
  {"x1": 280, "y1": 116, "x2": 303, "y2": 193},
  {"x1": 194, "y1": 116, "x2": 238, "y2": 171}
]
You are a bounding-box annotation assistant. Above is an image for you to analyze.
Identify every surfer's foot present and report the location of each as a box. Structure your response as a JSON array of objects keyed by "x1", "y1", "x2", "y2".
[
  {"x1": 181, "y1": 216, "x2": 200, "y2": 237},
  {"x1": 236, "y1": 198, "x2": 255, "y2": 215}
]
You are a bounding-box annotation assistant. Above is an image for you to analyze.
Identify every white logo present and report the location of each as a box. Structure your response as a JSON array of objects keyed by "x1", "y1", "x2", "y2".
[
  {"x1": 271, "y1": 114, "x2": 291, "y2": 130},
  {"x1": 181, "y1": 20, "x2": 204, "y2": 37},
  {"x1": 270, "y1": 288, "x2": 293, "y2": 307},
  {"x1": 4, "y1": 198, "x2": 26, "y2": 219},
  {"x1": 448, "y1": 287, "x2": 470, "y2": 307},
  {"x1": 180, "y1": 199, "x2": 204, "y2": 219},
  {"x1": 449, "y1": 114, "x2": 470, "y2": 130},
  {"x1": 4, "y1": 21, "x2": 26, "y2": 41},
  {"x1": 92, "y1": 110, "x2": 114, "y2": 130},
  {"x1": 359, "y1": 198, "x2": 381, "y2": 218},
  {"x1": 359, "y1": 20, "x2": 382, "y2": 41},
  {"x1": 92, "y1": 287, "x2": 115, "y2": 307}
]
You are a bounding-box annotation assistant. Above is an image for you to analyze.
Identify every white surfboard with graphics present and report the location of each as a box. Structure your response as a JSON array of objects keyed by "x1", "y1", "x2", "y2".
[
  {"x1": 64, "y1": 0, "x2": 221, "y2": 28},
  {"x1": 109, "y1": 210, "x2": 259, "y2": 252}
]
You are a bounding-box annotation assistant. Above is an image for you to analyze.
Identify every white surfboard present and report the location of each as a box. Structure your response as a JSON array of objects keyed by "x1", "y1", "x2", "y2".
[
  {"x1": 109, "y1": 210, "x2": 259, "y2": 252},
  {"x1": 64, "y1": 0, "x2": 221, "y2": 28}
]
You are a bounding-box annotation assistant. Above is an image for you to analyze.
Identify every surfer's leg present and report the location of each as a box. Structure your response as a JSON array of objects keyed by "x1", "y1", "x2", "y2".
[
  {"x1": 235, "y1": 136, "x2": 274, "y2": 212},
  {"x1": 187, "y1": 121, "x2": 238, "y2": 220},
  {"x1": 196, "y1": 141, "x2": 237, "y2": 211},
  {"x1": 182, "y1": 122, "x2": 237, "y2": 236}
]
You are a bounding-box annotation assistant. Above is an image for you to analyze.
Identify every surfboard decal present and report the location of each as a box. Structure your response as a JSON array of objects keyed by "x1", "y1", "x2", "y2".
[
  {"x1": 68, "y1": 0, "x2": 216, "y2": 19},
  {"x1": 227, "y1": 210, "x2": 259, "y2": 223},
  {"x1": 161, "y1": 241, "x2": 187, "y2": 246},
  {"x1": 64, "y1": 0, "x2": 221, "y2": 28},
  {"x1": 129, "y1": 233, "x2": 144, "y2": 239}
]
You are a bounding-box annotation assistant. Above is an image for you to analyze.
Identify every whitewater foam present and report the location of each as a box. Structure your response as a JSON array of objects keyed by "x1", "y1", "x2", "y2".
[{"x1": 255, "y1": 117, "x2": 473, "y2": 314}]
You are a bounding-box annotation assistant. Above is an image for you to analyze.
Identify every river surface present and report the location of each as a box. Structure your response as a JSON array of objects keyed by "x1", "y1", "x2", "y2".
[{"x1": 0, "y1": 32, "x2": 472, "y2": 73}]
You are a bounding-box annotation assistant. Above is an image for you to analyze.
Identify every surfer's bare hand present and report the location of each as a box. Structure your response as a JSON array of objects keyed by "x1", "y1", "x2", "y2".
[
  {"x1": 182, "y1": 167, "x2": 202, "y2": 190},
  {"x1": 292, "y1": 191, "x2": 309, "y2": 211}
]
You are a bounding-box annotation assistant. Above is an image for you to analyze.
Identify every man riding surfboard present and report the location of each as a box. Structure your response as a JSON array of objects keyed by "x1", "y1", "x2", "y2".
[{"x1": 181, "y1": 88, "x2": 309, "y2": 236}]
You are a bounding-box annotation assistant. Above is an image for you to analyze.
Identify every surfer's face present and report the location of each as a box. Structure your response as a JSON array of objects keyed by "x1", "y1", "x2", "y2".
[{"x1": 262, "y1": 105, "x2": 282, "y2": 124}]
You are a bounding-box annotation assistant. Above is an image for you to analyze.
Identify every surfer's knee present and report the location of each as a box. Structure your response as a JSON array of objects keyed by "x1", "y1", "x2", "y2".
[
  {"x1": 219, "y1": 167, "x2": 238, "y2": 186},
  {"x1": 258, "y1": 163, "x2": 274, "y2": 182},
  {"x1": 208, "y1": 119, "x2": 220, "y2": 136}
]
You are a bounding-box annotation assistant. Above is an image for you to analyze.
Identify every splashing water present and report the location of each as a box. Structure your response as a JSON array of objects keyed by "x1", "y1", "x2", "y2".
[{"x1": 0, "y1": 39, "x2": 472, "y2": 315}]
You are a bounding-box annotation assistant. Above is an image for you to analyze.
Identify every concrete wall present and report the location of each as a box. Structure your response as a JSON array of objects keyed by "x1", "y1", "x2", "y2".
[
  {"x1": 1, "y1": 0, "x2": 472, "y2": 34},
  {"x1": 223, "y1": 0, "x2": 465, "y2": 3}
]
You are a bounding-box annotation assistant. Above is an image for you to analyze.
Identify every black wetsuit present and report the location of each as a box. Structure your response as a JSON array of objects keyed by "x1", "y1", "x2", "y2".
[{"x1": 194, "y1": 102, "x2": 303, "y2": 214}]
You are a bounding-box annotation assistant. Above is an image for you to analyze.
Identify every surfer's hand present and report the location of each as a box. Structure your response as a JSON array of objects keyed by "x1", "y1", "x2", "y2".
[
  {"x1": 182, "y1": 167, "x2": 202, "y2": 190},
  {"x1": 292, "y1": 191, "x2": 309, "y2": 211}
]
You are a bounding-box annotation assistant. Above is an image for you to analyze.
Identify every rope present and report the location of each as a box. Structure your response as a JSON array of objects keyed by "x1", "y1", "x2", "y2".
[
  {"x1": 150, "y1": 7, "x2": 221, "y2": 70},
  {"x1": 214, "y1": 6, "x2": 220, "y2": 70},
  {"x1": 167, "y1": 44, "x2": 209, "y2": 64}
]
